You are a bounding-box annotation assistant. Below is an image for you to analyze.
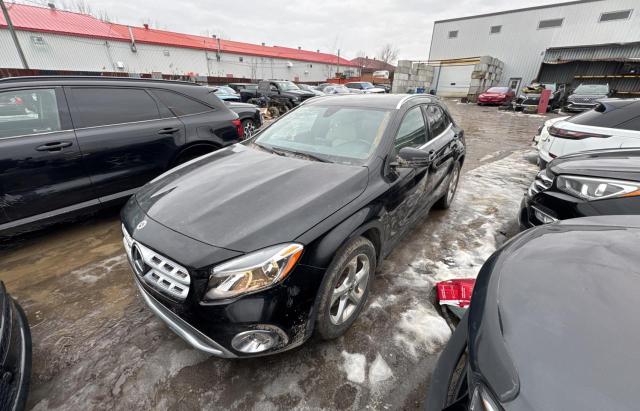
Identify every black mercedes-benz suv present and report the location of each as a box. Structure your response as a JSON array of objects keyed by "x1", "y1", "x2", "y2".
[
  {"x1": 0, "y1": 76, "x2": 243, "y2": 235},
  {"x1": 427, "y1": 215, "x2": 640, "y2": 410},
  {"x1": 519, "y1": 148, "x2": 640, "y2": 229},
  {"x1": 121, "y1": 94, "x2": 466, "y2": 357}
]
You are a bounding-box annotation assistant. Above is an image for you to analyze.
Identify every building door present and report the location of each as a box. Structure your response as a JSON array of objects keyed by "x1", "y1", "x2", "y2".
[
  {"x1": 508, "y1": 78, "x2": 522, "y2": 95},
  {"x1": 435, "y1": 64, "x2": 475, "y2": 98}
]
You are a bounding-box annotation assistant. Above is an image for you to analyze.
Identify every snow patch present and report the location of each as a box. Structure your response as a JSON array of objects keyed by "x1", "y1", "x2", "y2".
[
  {"x1": 73, "y1": 254, "x2": 127, "y2": 284},
  {"x1": 369, "y1": 354, "x2": 393, "y2": 384},
  {"x1": 341, "y1": 351, "x2": 366, "y2": 384},
  {"x1": 394, "y1": 305, "x2": 451, "y2": 357}
]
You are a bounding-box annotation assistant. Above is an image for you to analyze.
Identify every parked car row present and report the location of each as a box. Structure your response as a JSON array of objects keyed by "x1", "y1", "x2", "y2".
[
  {"x1": 428, "y1": 98, "x2": 640, "y2": 411},
  {"x1": 478, "y1": 82, "x2": 617, "y2": 113}
]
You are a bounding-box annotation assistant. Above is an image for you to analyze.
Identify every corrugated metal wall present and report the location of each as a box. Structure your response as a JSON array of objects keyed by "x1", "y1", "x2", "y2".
[
  {"x1": 0, "y1": 30, "x2": 348, "y2": 82},
  {"x1": 539, "y1": 61, "x2": 640, "y2": 95},
  {"x1": 429, "y1": 0, "x2": 640, "y2": 87},
  {"x1": 543, "y1": 42, "x2": 640, "y2": 62}
]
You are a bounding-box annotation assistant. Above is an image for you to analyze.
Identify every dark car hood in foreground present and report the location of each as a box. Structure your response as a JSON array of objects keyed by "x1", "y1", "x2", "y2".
[
  {"x1": 135, "y1": 144, "x2": 368, "y2": 252},
  {"x1": 549, "y1": 148, "x2": 640, "y2": 181},
  {"x1": 469, "y1": 216, "x2": 640, "y2": 410}
]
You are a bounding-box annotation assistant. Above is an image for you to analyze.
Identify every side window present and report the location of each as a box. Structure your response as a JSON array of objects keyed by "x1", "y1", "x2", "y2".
[
  {"x1": 69, "y1": 88, "x2": 160, "y2": 128},
  {"x1": 152, "y1": 89, "x2": 212, "y2": 116},
  {"x1": 426, "y1": 105, "x2": 451, "y2": 138},
  {"x1": 0, "y1": 89, "x2": 61, "y2": 138},
  {"x1": 395, "y1": 106, "x2": 426, "y2": 150},
  {"x1": 270, "y1": 84, "x2": 279, "y2": 92}
]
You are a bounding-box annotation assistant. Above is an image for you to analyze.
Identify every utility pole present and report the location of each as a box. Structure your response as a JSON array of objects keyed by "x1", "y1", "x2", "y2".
[
  {"x1": 337, "y1": 49, "x2": 340, "y2": 80},
  {"x1": 1, "y1": 0, "x2": 29, "y2": 69}
]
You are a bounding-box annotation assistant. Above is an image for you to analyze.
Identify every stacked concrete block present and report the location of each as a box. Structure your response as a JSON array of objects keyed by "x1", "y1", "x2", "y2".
[
  {"x1": 467, "y1": 55, "x2": 504, "y2": 102},
  {"x1": 392, "y1": 60, "x2": 435, "y2": 94}
]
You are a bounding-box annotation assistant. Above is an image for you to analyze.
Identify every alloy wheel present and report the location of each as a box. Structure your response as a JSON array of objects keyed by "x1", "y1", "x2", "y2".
[
  {"x1": 329, "y1": 254, "x2": 370, "y2": 325},
  {"x1": 243, "y1": 120, "x2": 256, "y2": 138}
]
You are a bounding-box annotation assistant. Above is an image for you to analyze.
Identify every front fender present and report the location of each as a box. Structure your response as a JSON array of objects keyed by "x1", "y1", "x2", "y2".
[{"x1": 300, "y1": 206, "x2": 383, "y2": 269}]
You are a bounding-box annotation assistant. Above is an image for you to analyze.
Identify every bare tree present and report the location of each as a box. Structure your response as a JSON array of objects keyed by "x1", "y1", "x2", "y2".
[{"x1": 377, "y1": 43, "x2": 399, "y2": 65}]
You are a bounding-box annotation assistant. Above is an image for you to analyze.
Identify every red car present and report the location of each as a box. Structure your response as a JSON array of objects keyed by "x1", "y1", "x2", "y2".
[{"x1": 477, "y1": 86, "x2": 514, "y2": 105}]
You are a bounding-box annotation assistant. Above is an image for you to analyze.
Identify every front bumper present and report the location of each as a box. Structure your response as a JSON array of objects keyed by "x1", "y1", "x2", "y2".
[
  {"x1": 0, "y1": 283, "x2": 32, "y2": 411},
  {"x1": 121, "y1": 203, "x2": 325, "y2": 357}
]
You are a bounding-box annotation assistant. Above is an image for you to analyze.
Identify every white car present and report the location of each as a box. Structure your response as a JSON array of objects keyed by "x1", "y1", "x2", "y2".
[
  {"x1": 535, "y1": 99, "x2": 640, "y2": 169},
  {"x1": 344, "y1": 82, "x2": 386, "y2": 94}
]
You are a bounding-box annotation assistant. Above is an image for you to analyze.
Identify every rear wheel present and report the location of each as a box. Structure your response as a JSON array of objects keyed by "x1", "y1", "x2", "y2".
[
  {"x1": 435, "y1": 161, "x2": 461, "y2": 209},
  {"x1": 242, "y1": 119, "x2": 257, "y2": 139},
  {"x1": 316, "y1": 237, "x2": 376, "y2": 340}
]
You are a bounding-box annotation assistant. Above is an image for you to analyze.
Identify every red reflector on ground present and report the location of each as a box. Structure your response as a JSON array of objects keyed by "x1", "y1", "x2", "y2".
[{"x1": 436, "y1": 279, "x2": 475, "y2": 308}]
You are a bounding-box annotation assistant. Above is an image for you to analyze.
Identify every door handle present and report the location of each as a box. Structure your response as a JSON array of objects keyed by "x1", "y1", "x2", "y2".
[
  {"x1": 158, "y1": 127, "x2": 180, "y2": 135},
  {"x1": 35, "y1": 141, "x2": 72, "y2": 152}
]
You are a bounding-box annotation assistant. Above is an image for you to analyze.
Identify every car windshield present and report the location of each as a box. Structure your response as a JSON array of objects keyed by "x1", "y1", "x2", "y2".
[
  {"x1": 276, "y1": 81, "x2": 299, "y2": 91},
  {"x1": 542, "y1": 83, "x2": 557, "y2": 92},
  {"x1": 574, "y1": 84, "x2": 609, "y2": 95},
  {"x1": 361, "y1": 82, "x2": 375, "y2": 89},
  {"x1": 253, "y1": 105, "x2": 391, "y2": 165},
  {"x1": 487, "y1": 87, "x2": 509, "y2": 93},
  {"x1": 329, "y1": 85, "x2": 350, "y2": 94}
]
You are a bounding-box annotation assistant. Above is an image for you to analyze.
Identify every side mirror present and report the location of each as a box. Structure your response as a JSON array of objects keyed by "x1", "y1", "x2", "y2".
[{"x1": 394, "y1": 147, "x2": 431, "y2": 168}]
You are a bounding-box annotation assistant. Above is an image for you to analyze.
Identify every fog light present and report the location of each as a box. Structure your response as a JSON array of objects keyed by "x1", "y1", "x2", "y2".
[
  {"x1": 532, "y1": 206, "x2": 557, "y2": 224},
  {"x1": 231, "y1": 330, "x2": 279, "y2": 354}
]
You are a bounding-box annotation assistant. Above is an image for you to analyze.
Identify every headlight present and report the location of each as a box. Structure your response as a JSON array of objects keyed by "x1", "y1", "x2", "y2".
[
  {"x1": 557, "y1": 175, "x2": 640, "y2": 201},
  {"x1": 205, "y1": 243, "x2": 304, "y2": 300},
  {"x1": 470, "y1": 384, "x2": 502, "y2": 411}
]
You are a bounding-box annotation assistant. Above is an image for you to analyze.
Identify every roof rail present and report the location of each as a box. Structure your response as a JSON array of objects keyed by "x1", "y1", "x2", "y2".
[
  {"x1": 0, "y1": 76, "x2": 201, "y2": 85},
  {"x1": 395, "y1": 94, "x2": 434, "y2": 109}
]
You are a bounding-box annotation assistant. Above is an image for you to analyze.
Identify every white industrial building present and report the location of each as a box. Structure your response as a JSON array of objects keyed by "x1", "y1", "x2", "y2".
[
  {"x1": 0, "y1": 3, "x2": 358, "y2": 82},
  {"x1": 428, "y1": 0, "x2": 640, "y2": 97}
]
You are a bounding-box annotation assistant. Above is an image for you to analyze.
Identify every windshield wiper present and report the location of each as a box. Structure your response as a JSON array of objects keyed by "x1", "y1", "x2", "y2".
[
  {"x1": 274, "y1": 147, "x2": 332, "y2": 163},
  {"x1": 252, "y1": 142, "x2": 285, "y2": 156}
]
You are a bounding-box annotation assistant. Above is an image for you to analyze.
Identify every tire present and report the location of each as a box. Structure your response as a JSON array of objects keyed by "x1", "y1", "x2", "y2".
[
  {"x1": 434, "y1": 161, "x2": 461, "y2": 209},
  {"x1": 242, "y1": 119, "x2": 257, "y2": 139},
  {"x1": 316, "y1": 236, "x2": 377, "y2": 340}
]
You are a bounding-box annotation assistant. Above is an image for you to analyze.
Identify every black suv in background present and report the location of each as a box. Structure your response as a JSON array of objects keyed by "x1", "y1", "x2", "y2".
[
  {"x1": 0, "y1": 76, "x2": 243, "y2": 235},
  {"x1": 257, "y1": 80, "x2": 316, "y2": 108}
]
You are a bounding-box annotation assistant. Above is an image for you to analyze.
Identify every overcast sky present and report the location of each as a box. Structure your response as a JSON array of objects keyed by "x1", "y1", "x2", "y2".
[{"x1": 31, "y1": 0, "x2": 563, "y2": 60}]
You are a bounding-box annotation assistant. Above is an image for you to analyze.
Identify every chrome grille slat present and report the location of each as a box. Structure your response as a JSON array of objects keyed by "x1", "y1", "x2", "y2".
[{"x1": 122, "y1": 225, "x2": 190, "y2": 301}]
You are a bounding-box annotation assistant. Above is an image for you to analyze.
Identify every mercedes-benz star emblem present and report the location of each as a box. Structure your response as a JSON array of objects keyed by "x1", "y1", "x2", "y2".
[{"x1": 131, "y1": 244, "x2": 145, "y2": 275}]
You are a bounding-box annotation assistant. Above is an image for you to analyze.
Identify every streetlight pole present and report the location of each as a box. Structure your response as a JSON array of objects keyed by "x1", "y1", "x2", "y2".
[{"x1": 0, "y1": 0, "x2": 29, "y2": 69}]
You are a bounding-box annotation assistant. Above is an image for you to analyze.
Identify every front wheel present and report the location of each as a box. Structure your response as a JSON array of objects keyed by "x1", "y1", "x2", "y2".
[
  {"x1": 435, "y1": 161, "x2": 461, "y2": 209},
  {"x1": 316, "y1": 236, "x2": 376, "y2": 340}
]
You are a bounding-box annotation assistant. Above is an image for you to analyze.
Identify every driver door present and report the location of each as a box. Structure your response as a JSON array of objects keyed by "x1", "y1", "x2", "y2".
[{"x1": 383, "y1": 105, "x2": 430, "y2": 242}]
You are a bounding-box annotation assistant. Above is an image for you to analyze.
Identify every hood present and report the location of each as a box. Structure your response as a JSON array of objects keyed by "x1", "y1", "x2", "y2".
[
  {"x1": 470, "y1": 217, "x2": 640, "y2": 409},
  {"x1": 135, "y1": 144, "x2": 368, "y2": 252},
  {"x1": 285, "y1": 89, "x2": 316, "y2": 97},
  {"x1": 225, "y1": 101, "x2": 258, "y2": 109},
  {"x1": 549, "y1": 148, "x2": 640, "y2": 181}
]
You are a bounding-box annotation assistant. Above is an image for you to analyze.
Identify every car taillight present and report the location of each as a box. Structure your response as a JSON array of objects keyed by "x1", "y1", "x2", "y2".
[
  {"x1": 436, "y1": 279, "x2": 475, "y2": 308},
  {"x1": 548, "y1": 125, "x2": 610, "y2": 140},
  {"x1": 231, "y1": 119, "x2": 244, "y2": 140}
]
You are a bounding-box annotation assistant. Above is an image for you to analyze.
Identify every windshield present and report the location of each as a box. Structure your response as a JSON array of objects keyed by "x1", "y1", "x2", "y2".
[
  {"x1": 276, "y1": 81, "x2": 300, "y2": 91},
  {"x1": 254, "y1": 105, "x2": 391, "y2": 165},
  {"x1": 361, "y1": 82, "x2": 375, "y2": 89},
  {"x1": 214, "y1": 86, "x2": 237, "y2": 95},
  {"x1": 487, "y1": 87, "x2": 509, "y2": 93},
  {"x1": 574, "y1": 84, "x2": 609, "y2": 95}
]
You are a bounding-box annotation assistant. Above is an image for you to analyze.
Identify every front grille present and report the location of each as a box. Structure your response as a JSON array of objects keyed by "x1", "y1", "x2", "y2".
[
  {"x1": 123, "y1": 225, "x2": 190, "y2": 301},
  {"x1": 528, "y1": 169, "x2": 554, "y2": 197},
  {"x1": 571, "y1": 97, "x2": 596, "y2": 104}
]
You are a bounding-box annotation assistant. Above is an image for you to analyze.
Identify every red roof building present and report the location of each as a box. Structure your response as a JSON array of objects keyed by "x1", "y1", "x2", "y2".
[{"x1": 1, "y1": 3, "x2": 357, "y2": 78}]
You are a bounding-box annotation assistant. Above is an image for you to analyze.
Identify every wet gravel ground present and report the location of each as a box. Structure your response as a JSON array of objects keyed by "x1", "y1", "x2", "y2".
[{"x1": 1, "y1": 101, "x2": 546, "y2": 410}]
